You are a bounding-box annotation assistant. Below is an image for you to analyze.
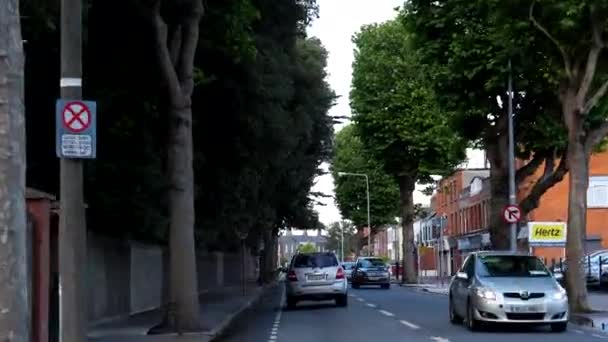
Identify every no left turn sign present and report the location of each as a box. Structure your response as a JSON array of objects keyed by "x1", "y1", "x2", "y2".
[
  {"x1": 503, "y1": 204, "x2": 522, "y2": 224},
  {"x1": 62, "y1": 101, "x2": 91, "y2": 133}
]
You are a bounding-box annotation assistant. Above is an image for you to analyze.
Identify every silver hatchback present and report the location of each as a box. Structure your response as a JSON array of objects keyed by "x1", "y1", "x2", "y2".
[
  {"x1": 285, "y1": 252, "x2": 348, "y2": 308},
  {"x1": 449, "y1": 251, "x2": 568, "y2": 332}
]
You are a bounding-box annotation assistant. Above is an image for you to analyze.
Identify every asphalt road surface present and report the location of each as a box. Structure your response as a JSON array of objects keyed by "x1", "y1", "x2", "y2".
[{"x1": 217, "y1": 282, "x2": 608, "y2": 342}]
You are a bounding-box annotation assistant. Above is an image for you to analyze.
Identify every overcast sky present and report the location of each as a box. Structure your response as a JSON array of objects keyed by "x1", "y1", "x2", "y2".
[{"x1": 306, "y1": 0, "x2": 486, "y2": 226}]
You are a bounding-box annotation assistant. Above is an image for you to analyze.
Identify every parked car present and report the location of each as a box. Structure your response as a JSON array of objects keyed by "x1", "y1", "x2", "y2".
[
  {"x1": 351, "y1": 257, "x2": 391, "y2": 289},
  {"x1": 285, "y1": 252, "x2": 348, "y2": 308},
  {"x1": 342, "y1": 262, "x2": 356, "y2": 281},
  {"x1": 448, "y1": 251, "x2": 568, "y2": 332}
]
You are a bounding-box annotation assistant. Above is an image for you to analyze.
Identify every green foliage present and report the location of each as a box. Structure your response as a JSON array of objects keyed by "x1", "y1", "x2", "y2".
[
  {"x1": 325, "y1": 221, "x2": 358, "y2": 257},
  {"x1": 21, "y1": 0, "x2": 334, "y2": 250},
  {"x1": 298, "y1": 242, "x2": 317, "y2": 254},
  {"x1": 331, "y1": 125, "x2": 399, "y2": 228},
  {"x1": 350, "y1": 19, "x2": 466, "y2": 183}
]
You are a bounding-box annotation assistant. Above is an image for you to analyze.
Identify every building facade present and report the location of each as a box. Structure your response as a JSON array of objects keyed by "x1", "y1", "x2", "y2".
[{"x1": 277, "y1": 229, "x2": 327, "y2": 265}]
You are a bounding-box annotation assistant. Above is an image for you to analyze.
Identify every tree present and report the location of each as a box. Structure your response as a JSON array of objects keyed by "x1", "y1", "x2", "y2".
[
  {"x1": 134, "y1": 0, "x2": 204, "y2": 331},
  {"x1": 298, "y1": 242, "x2": 317, "y2": 254},
  {"x1": 325, "y1": 221, "x2": 357, "y2": 258},
  {"x1": 405, "y1": 0, "x2": 569, "y2": 250},
  {"x1": 0, "y1": 0, "x2": 29, "y2": 339},
  {"x1": 528, "y1": 0, "x2": 608, "y2": 312},
  {"x1": 331, "y1": 125, "x2": 400, "y2": 232},
  {"x1": 351, "y1": 19, "x2": 466, "y2": 283}
]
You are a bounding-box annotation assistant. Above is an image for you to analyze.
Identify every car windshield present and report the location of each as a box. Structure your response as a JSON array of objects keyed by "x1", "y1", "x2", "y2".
[
  {"x1": 359, "y1": 258, "x2": 386, "y2": 267},
  {"x1": 293, "y1": 253, "x2": 338, "y2": 268},
  {"x1": 477, "y1": 255, "x2": 550, "y2": 277}
]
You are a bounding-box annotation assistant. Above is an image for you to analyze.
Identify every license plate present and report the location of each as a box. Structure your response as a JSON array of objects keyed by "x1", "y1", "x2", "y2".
[
  {"x1": 507, "y1": 305, "x2": 542, "y2": 313},
  {"x1": 307, "y1": 274, "x2": 326, "y2": 281},
  {"x1": 368, "y1": 276, "x2": 381, "y2": 280}
]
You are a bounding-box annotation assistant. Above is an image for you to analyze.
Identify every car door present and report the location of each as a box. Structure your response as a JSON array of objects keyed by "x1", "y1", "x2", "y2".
[{"x1": 453, "y1": 255, "x2": 475, "y2": 316}]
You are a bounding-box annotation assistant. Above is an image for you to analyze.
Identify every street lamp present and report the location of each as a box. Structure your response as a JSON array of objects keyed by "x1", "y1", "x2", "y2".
[{"x1": 337, "y1": 171, "x2": 371, "y2": 256}]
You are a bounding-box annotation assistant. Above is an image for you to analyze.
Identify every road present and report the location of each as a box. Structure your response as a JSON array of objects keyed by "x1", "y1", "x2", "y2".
[{"x1": 217, "y1": 282, "x2": 608, "y2": 342}]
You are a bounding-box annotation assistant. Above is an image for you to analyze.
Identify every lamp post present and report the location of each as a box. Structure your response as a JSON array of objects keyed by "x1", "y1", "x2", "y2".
[
  {"x1": 507, "y1": 59, "x2": 517, "y2": 252},
  {"x1": 236, "y1": 229, "x2": 249, "y2": 296},
  {"x1": 337, "y1": 172, "x2": 371, "y2": 256}
]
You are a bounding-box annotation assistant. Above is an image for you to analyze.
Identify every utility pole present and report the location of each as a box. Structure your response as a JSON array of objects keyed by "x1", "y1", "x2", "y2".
[
  {"x1": 340, "y1": 222, "x2": 344, "y2": 263},
  {"x1": 60, "y1": 0, "x2": 87, "y2": 340},
  {"x1": 0, "y1": 1, "x2": 30, "y2": 340},
  {"x1": 507, "y1": 59, "x2": 517, "y2": 252}
]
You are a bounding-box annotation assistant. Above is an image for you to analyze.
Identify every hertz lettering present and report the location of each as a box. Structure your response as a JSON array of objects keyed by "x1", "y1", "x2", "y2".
[{"x1": 531, "y1": 226, "x2": 564, "y2": 240}]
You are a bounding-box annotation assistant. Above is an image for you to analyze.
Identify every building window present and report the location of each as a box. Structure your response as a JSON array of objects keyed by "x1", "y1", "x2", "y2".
[{"x1": 588, "y1": 176, "x2": 608, "y2": 208}]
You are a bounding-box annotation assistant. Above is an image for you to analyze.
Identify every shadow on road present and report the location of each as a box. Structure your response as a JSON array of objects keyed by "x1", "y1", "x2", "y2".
[
  {"x1": 283, "y1": 302, "x2": 341, "y2": 311},
  {"x1": 472, "y1": 323, "x2": 556, "y2": 334}
]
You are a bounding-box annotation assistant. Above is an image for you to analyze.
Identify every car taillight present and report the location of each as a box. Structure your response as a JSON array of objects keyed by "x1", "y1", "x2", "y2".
[
  {"x1": 287, "y1": 270, "x2": 298, "y2": 281},
  {"x1": 336, "y1": 267, "x2": 345, "y2": 279}
]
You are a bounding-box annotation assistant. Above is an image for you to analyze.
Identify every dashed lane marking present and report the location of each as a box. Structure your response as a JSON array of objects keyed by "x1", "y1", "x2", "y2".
[
  {"x1": 357, "y1": 298, "x2": 365, "y2": 302},
  {"x1": 573, "y1": 330, "x2": 584, "y2": 334},
  {"x1": 366, "y1": 303, "x2": 377, "y2": 308},
  {"x1": 592, "y1": 334, "x2": 608, "y2": 339},
  {"x1": 430, "y1": 337, "x2": 450, "y2": 342},
  {"x1": 379, "y1": 310, "x2": 394, "y2": 317},
  {"x1": 399, "y1": 320, "x2": 420, "y2": 330},
  {"x1": 268, "y1": 288, "x2": 285, "y2": 342}
]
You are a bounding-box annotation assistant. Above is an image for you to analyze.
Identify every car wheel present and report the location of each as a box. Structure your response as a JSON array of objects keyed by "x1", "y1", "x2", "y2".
[
  {"x1": 449, "y1": 296, "x2": 462, "y2": 324},
  {"x1": 336, "y1": 294, "x2": 348, "y2": 307},
  {"x1": 551, "y1": 322, "x2": 568, "y2": 332},
  {"x1": 381, "y1": 283, "x2": 390, "y2": 289},
  {"x1": 466, "y1": 299, "x2": 480, "y2": 331},
  {"x1": 286, "y1": 296, "x2": 297, "y2": 309},
  {"x1": 352, "y1": 282, "x2": 360, "y2": 289}
]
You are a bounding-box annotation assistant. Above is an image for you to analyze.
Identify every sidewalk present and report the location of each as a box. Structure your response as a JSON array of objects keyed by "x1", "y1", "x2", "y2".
[
  {"x1": 571, "y1": 291, "x2": 608, "y2": 332},
  {"x1": 88, "y1": 283, "x2": 270, "y2": 342}
]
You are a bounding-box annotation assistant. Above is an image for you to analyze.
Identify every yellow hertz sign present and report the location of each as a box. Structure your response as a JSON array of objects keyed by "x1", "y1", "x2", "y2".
[{"x1": 528, "y1": 222, "x2": 566, "y2": 246}]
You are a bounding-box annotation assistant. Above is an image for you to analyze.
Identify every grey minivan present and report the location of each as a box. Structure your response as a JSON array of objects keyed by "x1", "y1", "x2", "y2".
[{"x1": 449, "y1": 251, "x2": 568, "y2": 332}]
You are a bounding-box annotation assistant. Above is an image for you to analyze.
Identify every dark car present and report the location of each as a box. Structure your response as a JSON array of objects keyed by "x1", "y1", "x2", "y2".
[{"x1": 351, "y1": 257, "x2": 390, "y2": 289}]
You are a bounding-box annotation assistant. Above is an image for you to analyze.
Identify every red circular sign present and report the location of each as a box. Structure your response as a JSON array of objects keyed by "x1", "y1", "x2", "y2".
[
  {"x1": 62, "y1": 101, "x2": 91, "y2": 133},
  {"x1": 502, "y1": 204, "x2": 522, "y2": 223}
]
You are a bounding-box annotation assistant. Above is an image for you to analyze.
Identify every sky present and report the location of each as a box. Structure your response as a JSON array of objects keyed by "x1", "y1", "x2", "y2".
[{"x1": 306, "y1": 0, "x2": 486, "y2": 226}]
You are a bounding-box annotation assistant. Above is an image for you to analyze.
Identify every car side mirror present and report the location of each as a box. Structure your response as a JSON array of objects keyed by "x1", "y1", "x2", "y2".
[{"x1": 456, "y1": 271, "x2": 468, "y2": 280}]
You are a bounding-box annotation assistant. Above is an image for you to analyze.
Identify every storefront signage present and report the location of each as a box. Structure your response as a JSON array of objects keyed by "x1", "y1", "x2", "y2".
[{"x1": 528, "y1": 221, "x2": 566, "y2": 247}]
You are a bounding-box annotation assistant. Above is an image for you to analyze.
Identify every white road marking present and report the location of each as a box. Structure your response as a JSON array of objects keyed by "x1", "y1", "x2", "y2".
[
  {"x1": 379, "y1": 310, "x2": 395, "y2": 317},
  {"x1": 430, "y1": 337, "x2": 450, "y2": 342},
  {"x1": 366, "y1": 303, "x2": 377, "y2": 308},
  {"x1": 573, "y1": 329, "x2": 584, "y2": 334},
  {"x1": 399, "y1": 320, "x2": 420, "y2": 330},
  {"x1": 357, "y1": 298, "x2": 365, "y2": 302},
  {"x1": 268, "y1": 288, "x2": 285, "y2": 342},
  {"x1": 592, "y1": 334, "x2": 607, "y2": 339}
]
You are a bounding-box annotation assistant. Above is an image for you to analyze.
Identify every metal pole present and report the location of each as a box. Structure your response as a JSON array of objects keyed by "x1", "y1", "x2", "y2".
[
  {"x1": 241, "y1": 239, "x2": 246, "y2": 296},
  {"x1": 60, "y1": 0, "x2": 87, "y2": 340},
  {"x1": 366, "y1": 175, "x2": 371, "y2": 256},
  {"x1": 507, "y1": 59, "x2": 517, "y2": 252},
  {"x1": 340, "y1": 222, "x2": 344, "y2": 263}
]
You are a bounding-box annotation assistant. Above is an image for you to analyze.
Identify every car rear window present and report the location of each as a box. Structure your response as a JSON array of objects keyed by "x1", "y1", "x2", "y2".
[
  {"x1": 293, "y1": 253, "x2": 338, "y2": 268},
  {"x1": 360, "y1": 258, "x2": 386, "y2": 267}
]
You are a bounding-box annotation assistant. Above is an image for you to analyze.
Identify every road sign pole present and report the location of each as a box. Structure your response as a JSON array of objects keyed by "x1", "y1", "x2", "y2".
[
  {"x1": 59, "y1": 0, "x2": 87, "y2": 341},
  {"x1": 507, "y1": 59, "x2": 517, "y2": 252}
]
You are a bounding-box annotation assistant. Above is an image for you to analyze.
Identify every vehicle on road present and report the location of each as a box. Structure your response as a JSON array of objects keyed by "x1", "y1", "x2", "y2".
[
  {"x1": 351, "y1": 257, "x2": 391, "y2": 289},
  {"x1": 285, "y1": 252, "x2": 348, "y2": 308},
  {"x1": 448, "y1": 251, "x2": 568, "y2": 332},
  {"x1": 342, "y1": 262, "x2": 356, "y2": 281}
]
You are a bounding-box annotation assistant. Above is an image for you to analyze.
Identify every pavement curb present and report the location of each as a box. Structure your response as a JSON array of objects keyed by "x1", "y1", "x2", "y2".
[
  {"x1": 570, "y1": 314, "x2": 595, "y2": 328},
  {"x1": 208, "y1": 283, "x2": 277, "y2": 341}
]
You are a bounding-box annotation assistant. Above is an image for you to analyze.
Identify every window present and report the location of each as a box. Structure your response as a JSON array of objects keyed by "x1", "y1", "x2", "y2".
[
  {"x1": 359, "y1": 258, "x2": 386, "y2": 267},
  {"x1": 293, "y1": 253, "x2": 338, "y2": 268},
  {"x1": 588, "y1": 176, "x2": 608, "y2": 208},
  {"x1": 461, "y1": 255, "x2": 475, "y2": 278},
  {"x1": 477, "y1": 255, "x2": 550, "y2": 277}
]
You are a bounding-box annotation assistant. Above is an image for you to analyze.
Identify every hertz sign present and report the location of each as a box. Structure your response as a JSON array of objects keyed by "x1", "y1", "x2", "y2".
[{"x1": 528, "y1": 222, "x2": 567, "y2": 247}]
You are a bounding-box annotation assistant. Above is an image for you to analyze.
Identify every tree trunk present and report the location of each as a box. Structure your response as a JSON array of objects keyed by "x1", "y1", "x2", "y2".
[
  {"x1": 0, "y1": 1, "x2": 30, "y2": 340},
  {"x1": 167, "y1": 105, "x2": 201, "y2": 331},
  {"x1": 564, "y1": 140, "x2": 591, "y2": 312},
  {"x1": 398, "y1": 175, "x2": 417, "y2": 283},
  {"x1": 486, "y1": 141, "x2": 511, "y2": 250}
]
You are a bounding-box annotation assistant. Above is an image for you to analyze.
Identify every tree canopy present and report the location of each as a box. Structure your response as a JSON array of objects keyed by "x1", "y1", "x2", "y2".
[{"x1": 331, "y1": 125, "x2": 399, "y2": 230}]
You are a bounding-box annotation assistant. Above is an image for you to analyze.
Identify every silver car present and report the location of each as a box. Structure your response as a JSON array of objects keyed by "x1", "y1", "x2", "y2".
[
  {"x1": 449, "y1": 251, "x2": 568, "y2": 332},
  {"x1": 285, "y1": 252, "x2": 348, "y2": 308}
]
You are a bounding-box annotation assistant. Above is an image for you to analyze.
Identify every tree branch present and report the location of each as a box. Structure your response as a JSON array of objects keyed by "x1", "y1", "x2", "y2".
[
  {"x1": 586, "y1": 119, "x2": 608, "y2": 153},
  {"x1": 519, "y1": 151, "x2": 568, "y2": 216},
  {"x1": 584, "y1": 79, "x2": 608, "y2": 114},
  {"x1": 134, "y1": 0, "x2": 183, "y2": 104},
  {"x1": 515, "y1": 153, "x2": 545, "y2": 185},
  {"x1": 176, "y1": 0, "x2": 204, "y2": 99},
  {"x1": 168, "y1": 23, "x2": 182, "y2": 68},
  {"x1": 577, "y1": 5, "x2": 605, "y2": 112},
  {"x1": 529, "y1": 1, "x2": 573, "y2": 81}
]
